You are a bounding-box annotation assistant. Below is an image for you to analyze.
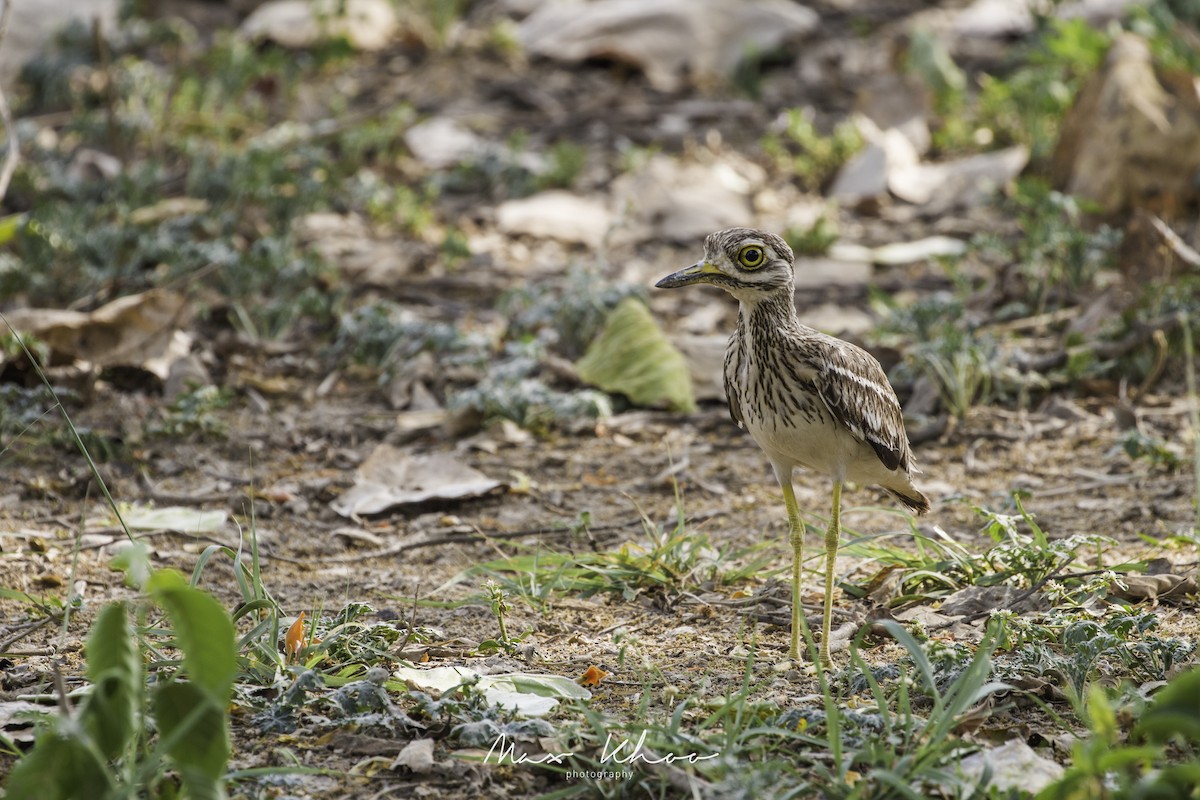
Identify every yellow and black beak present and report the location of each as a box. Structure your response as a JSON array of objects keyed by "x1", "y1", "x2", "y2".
[{"x1": 655, "y1": 261, "x2": 721, "y2": 289}]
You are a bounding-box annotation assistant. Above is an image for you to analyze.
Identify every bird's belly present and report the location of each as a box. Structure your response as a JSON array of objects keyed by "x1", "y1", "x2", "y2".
[{"x1": 742, "y1": 401, "x2": 893, "y2": 484}]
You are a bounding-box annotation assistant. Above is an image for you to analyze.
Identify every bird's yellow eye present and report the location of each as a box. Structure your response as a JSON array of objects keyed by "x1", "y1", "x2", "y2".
[{"x1": 738, "y1": 245, "x2": 765, "y2": 269}]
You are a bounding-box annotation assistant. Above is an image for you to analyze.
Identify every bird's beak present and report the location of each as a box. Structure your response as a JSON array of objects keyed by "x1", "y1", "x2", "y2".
[{"x1": 655, "y1": 261, "x2": 720, "y2": 289}]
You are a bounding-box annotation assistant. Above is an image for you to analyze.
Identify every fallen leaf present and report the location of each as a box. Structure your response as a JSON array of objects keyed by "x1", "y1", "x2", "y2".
[
  {"x1": 496, "y1": 190, "x2": 613, "y2": 248},
  {"x1": 392, "y1": 738, "x2": 435, "y2": 773},
  {"x1": 579, "y1": 665, "x2": 609, "y2": 687},
  {"x1": 285, "y1": 612, "x2": 308, "y2": 661},
  {"x1": 576, "y1": 298, "x2": 696, "y2": 413},
  {"x1": 1111, "y1": 573, "x2": 1198, "y2": 604},
  {"x1": 518, "y1": 0, "x2": 817, "y2": 91},
  {"x1": 101, "y1": 505, "x2": 228, "y2": 534},
  {"x1": 331, "y1": 446, "x2": 505, "y2": 517},
  {"x1": 1, "y1": 289, "x2": 191, "y2": 368},
  {"x1": 393, "y1": 666, "x2": 592, "y2": 718},
  {"x1": 240, "y1": 0, "x2": 398, "y2": 51},
  {"x1": 129, "y1": 197, "x2": 211, "y2": 225}
]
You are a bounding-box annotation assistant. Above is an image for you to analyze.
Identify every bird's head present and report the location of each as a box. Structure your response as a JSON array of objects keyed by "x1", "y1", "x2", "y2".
[{"x1": 655, "y1": 228, "x2": 795, "y2": 301}]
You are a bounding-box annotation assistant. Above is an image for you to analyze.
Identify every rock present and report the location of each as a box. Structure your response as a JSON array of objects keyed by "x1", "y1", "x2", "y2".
[
  {"x1": 612, "y1": 155, "x2": 755, "y2": 244},
  {"x1": 830, "y1": 119, "x2": 921, "y2": 205},
  {"x1": 888, "y1": 146, "x2": 1028, "y2": 209},
  {"x1": 404, "y1": 117, "x2": 487, "y2": 169},
  {"x1": 496, "y1": 191, "x2": 613, "y2": 248},
  {"x1": 294, "y1": 212, "x2": 414, "y2": 285},
  {"x1": 1050, "y1": 33, "x2": 1200, "y2": 218},
  {"x1": 954, "y1": 740, "x2": 1064, "y2": 794},
  {"x1": 517, "y1": 0, "x2": 817, "y2": 91},
  {"x1": 240, "y1": 0, "x2": 398, "y2": 51},
  {"x1": 0, "y1": 0, "x2": 118, "y2": 91}
]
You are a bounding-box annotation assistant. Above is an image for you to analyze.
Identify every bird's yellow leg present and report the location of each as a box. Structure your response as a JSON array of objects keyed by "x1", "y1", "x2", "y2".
[
  {"x1": 820, "y1": 480, "x2": 843, "y2": 669},
  {"x1": 779, "y1": 478, "x2": 805, "y2": 661}
]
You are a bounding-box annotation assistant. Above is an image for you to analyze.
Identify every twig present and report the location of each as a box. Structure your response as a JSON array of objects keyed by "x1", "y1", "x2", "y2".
[
  {"x1": 0, "y1": 0, "x2": 19, "y2": 200},
  {"x1": 318, "y1": 516, "x2": 658, "y2": 564}
]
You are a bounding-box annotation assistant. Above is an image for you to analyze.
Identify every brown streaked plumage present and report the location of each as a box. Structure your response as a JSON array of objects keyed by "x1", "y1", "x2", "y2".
[{"x1": 656, "y1": 227, "x2": 930, "y2": 667}]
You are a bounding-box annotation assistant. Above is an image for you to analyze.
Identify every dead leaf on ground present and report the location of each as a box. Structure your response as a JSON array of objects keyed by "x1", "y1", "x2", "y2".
[
  {"x1": 331, "y1": 446, "x2": 505, "y2": 517},
  {"x1": 496, "y1": 190, "x2": 613, "y2": 248},
  {"x1": 392, "y1": 738, "x2": 436, "y2": 773},
  {"x1": 1, "y1": 289, "x2": 191, "y2": 368},
  {"x1": 1112, "y1": 573, "x2": 1198, "y2": 604},
  {"x1": 610, "y1": 155, "x2": 757, "y2": 244},
  {"x1": 517, "y1": 0, "x2": 818, "y2": 91},
  {"x1": 940, "y1": 584, "x2": 1047, "y2": 617},
  {"x1": 578, "y1": 665, "x2": 609, "y2": 687},
  {"x1": 240, "y1": 0, "x2": 399, "y2": 51},
  {"x1": 888, "y1": 145, "x2": 1028, "y2": 209}
]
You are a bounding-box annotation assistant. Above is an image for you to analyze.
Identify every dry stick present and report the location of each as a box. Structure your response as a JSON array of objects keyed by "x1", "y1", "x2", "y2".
[
  {"x1": 319, "y1": 515, "x2": 654, "y2": 564},
  {"x1": 0, "y1": 0, "x2": 17, "y2": 199},
  {"x1": 1182, "y1": 311, "x2": 1200, "y2": 536}
]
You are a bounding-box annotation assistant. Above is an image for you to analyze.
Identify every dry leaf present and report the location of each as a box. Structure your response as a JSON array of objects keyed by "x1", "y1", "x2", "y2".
[
  {"x1": 1112, "y1": 573, "x2": 1198, "y2": 604},
  {"x1": 392, "y1": 738, "x2": 435, "y2": 773},
  {"x1": 579, "y1": 665, "x2": 609, "y2": 687},
  {"x1": 331, "y1": 446, "x2": 504, "y2": 517},
  {"x1": 1, "y1": 289, "x2": 190, "y2": 368},
  {"x1": 285, "y1": 612, "x2": 310, "y2": 662}
]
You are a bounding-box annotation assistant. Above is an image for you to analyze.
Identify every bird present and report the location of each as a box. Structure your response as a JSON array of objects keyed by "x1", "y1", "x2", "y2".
[{"x1": 655, "y1": 227, "x2": 930, "y2": 667}]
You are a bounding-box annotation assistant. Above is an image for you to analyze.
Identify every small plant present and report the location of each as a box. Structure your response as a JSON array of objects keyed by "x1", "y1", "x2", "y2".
[
  {"x1": 537, "y1": 140, "x2": 587, "y2": 190},
  {"x1": 784, "y1": 214, "x2": 839, "y2": 257},
  {"x1": 5, "y1": 565, "x2": 237, "y2": 800},
  {"x1": 761, "y1": 109, "x2": 863, "y2": 192},
  {"x1": 479, "y1": 579, "x2": 516, "y2": 653},
  {"x1": 1038, "y1": 667, "x2": 1200, "y2": 799},
  {"x1": 147, "y1": 384, "x2": 234, "y2": 438},
  {"x1": 879, "y1": 292, "x2": 1002, "y2": 418}
]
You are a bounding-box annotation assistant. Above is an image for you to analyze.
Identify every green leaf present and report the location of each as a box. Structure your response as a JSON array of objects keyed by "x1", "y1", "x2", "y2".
[
  {"x1": 110, "y1": 541, "x2": 153, "y2": 589},
  {"x1": 147, "y1": 570, "x2": 237, "y2": 704},
  {"x1": 1134, "y1": 667, "x2": 1200, "y2": 745},
  {"x1": 83, "y1": 602, "x2": 141, "y2": 761},
  {"x1": 4, "y1": 721, "x2": 113, "y2": 800},
  {"x1": 576, "y1": 297, "x2": 696, "y2": 412},
  {"x1": 152, "y1": 682, "x2": 229, "y2": 800}
]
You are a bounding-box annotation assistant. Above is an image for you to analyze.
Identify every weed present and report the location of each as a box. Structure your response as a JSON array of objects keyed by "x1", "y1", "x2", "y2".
[
  {"x1": 1039, "y1": 667, "x2": 1200, "y2": 799},
  {"x1": 469, "y1": 506, "x2": 772, "y2": 608},
  {"x1": 448, "y1": 340, "x2": 613, "y2": 430},
  {"x1": 784, "y1": 214, "x2": 839, "y2": 257},
  {"x1": 5, "y1": 565, "x2": 237, "y2": 800},
  {"x1": 878, "y1": 292, "x2": 1003, "y2": 418},
  {"x1": 499, "y1": 267, "x2": 645, "y2": 359},
  {"x1": 1117, "y1": 429, "x2": 1184, "y2": 470},
  {"x1": 146, "y1": 383, "x2": 234, "y2": 438},
  {"x1": 761, "y1": 109, "x2": 863, "y2": 192},
  {"x1": 479, "y1": 579, "x2": 517, "y2": 653},
  {"x1": 537, "y1": 140, "x2": 588, "y2": 191}
]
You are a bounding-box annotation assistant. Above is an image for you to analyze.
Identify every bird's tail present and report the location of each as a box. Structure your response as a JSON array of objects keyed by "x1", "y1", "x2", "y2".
[{"x1": 885, "y1": 487, "x2": 931, "y2": 516}]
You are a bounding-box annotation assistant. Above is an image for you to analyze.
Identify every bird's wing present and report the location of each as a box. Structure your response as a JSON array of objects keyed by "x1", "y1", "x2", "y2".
[{"x1": 812, "y1": 340, "x2": 910, "y2": 472}]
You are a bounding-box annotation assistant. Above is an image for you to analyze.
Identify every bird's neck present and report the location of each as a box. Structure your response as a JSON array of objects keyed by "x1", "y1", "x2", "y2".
[{"x1": 738, "y1": 289, "x2": 804, "y2": 334}]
